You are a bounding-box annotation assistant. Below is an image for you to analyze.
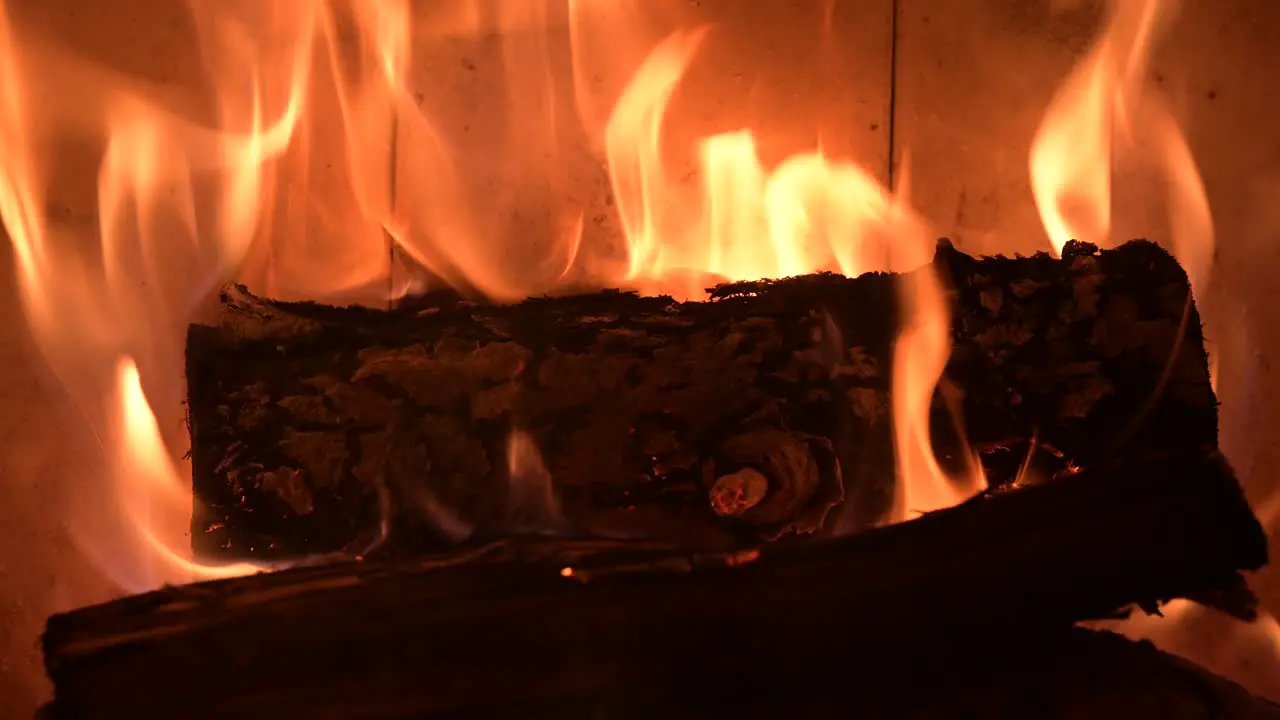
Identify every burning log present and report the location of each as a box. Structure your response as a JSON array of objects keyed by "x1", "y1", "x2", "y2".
[
  {"x1": 186, "y1": 239, "x2": 1217, "y2": 558},
  {"x1": 42, "y1": 449, "x2": 1268, "y2": 718}
]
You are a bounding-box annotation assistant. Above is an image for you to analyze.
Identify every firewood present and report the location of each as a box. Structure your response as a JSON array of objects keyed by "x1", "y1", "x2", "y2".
[
  {"x1": 42, "y1": 449, "x2": 1267, "y2": 718},
  {"x1": 186, "y1": 239, "x2": 1217, "y2": 559},
  {"x1": 446, "y1": 630, "x2": 1280, "y2": 719}
]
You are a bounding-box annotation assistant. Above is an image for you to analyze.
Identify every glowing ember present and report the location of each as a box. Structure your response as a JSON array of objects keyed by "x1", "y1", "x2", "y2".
[{"x1": 888, "y1": 262, "x2": 988, "y2": 522}]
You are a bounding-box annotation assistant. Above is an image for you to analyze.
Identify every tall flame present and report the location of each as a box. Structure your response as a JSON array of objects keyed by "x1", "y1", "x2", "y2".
[
  {"x1": 1029, "y1": 0, "x2": 1212, "y2": 299},
  {"x1": 0, "y1": 2, "x2": 306, "y2": 588},
  {"x1": 889, "y1": 261, "x2": 988, "y2": 522},
  {"x1": 115, "y1": 358, "x2": 262, "y2": 590},
  {"x1": 601, "y1": 27, "x2": 934, "y2": 300}
]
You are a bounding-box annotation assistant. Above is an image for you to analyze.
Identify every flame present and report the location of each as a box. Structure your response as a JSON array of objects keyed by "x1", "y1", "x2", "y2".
[
  {"x1": 888, "y1": 256, "x2": 988, "y2": 522},
  {"x1": 3, "y1": 0, "x2": 1268, "y2": 701},
  {"x1": 598, "y1": 27, "x2": 987, "y2": 519},
  {"x1": 1090, "y1": 600, "x2": 1280, "y2": 698},
  {"x1": 1029, "y1": 0, "x2": 1213, "y2": 299},
  {"x1": 1030, "y1": 6, "x2": 1278, "y2": 692},
  {"x1": 604, "y1": 26, "x2": 707, "y2": 288},
  {"x1": 0, "y1": 2, "x2": 306, "y2": 589},
  {"x1": 386, "y1": 0, "x2": 601, "y2": 301},
  {"x1": 602, "y1": 29, "x2": 927, "y2": 299},
  {"x1": 505, "y1": 428, "x2": 565, "y2": 533},
  {"x1": 115, "y1": 359, "x2": 263, "y2": 590},
  {"x1": 0, "y1": 0, "x2": 1076, "y2": 594}
]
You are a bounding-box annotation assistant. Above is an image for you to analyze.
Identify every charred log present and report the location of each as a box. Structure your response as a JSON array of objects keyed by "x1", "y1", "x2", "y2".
[
  {"x1": 446, "y1": 629, "x2": 1280, "y2": 720},
  {"x1": 42, "y1": 449, "x2": 1267, "y2": 718},
  {"x1": 186, "y1": 239, "x2": 1217, "y2": 558}
]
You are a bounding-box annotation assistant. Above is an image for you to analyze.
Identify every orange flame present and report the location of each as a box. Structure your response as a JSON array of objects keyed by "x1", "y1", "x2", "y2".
[
  {"x1": 506, "y1": 428, "x2": 565, "y2": 533},
  {"x1": 0, "y1": 0, "x2": 1127, "y2": 594},
  {"x1": 1030, "y1": 2, "x2": 1280, "y2": 690},
  {"x1": 889, "y1": 263, "x2": 988, "y2": 522},
  {"x1": 1029, "y1": 0, "x2": 1212, "y2": 299},
  {"x1": 602, "y1": 27, "x2": 928, "y2": 299},
  {"x1": 114, "y1": 359, "x2": 264, "y2": 590},
  {"x1": 0, "y1": 2, "x2": 306, "y2": 589},
  {"x1": 598, "y1": 25, "x2": 986, "y2": 519},
  {"x1": 604, "y1": 26, "x2": 708, "y2": 288}
]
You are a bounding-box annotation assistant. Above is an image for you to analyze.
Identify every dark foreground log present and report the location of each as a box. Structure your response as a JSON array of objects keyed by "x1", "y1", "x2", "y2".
[
  {"x1": 41, "y1": 630, "x2": 1280, "y2": 720},
  {"x1": 43, "y1": 449, "x2": 1267, "y2": 718},
  {"x1": 464, "y1": 629, "x2": 1280, "y2": 720},
  {"x1": 187, "y1": 239, "x2": 1217, "y2": 558}
]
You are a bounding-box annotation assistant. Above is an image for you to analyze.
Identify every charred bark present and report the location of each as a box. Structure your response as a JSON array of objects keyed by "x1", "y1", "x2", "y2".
[
  {"x1": 186, "y1": 239, "x2": 1217, "y2": 558},
  {"x1": 42, "y1": 450, "x2": 1268, "y2": 718}
]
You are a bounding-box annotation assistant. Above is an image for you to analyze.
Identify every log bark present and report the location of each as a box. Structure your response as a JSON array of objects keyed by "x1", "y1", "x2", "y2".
[
  {"x1": 42, "y1": 449, "x2": 1267, "y2": 718},
  {"x1": 186, "y1": 239, "x2": 1217, "y2": 558}
]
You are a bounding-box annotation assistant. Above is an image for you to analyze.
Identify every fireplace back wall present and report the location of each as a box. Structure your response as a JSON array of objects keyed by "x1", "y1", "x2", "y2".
[{"x1": 1, "y1": 0, "x2": 1277, "y2": 715}]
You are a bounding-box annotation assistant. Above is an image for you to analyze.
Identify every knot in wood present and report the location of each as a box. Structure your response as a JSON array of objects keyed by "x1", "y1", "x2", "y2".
[{"x1": 709, "y1": 468, "x2": 769, "y2": 517}]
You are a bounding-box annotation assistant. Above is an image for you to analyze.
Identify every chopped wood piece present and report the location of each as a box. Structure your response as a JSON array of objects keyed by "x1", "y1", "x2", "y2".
[
  {"x1": 186, "y1": 239, "x2": 1217, "y2": 558},
  {"x1": 43, "y1": 449, "x2": 1267, "y2": 718}
]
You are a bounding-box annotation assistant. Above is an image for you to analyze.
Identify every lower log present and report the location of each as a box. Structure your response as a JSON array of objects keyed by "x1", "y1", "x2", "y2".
[
  {"x1": 186, "y1": 239, "x2": 1218, "y2": 558},
  {"x1": 441, "y1": 630, "x2": 1280, "y2": 720},
  {"x1": 42, "y1": 449, "x2": 1267, "y2": 718}
]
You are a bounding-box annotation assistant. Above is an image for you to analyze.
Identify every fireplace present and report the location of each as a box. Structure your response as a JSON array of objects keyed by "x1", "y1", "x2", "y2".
[{"x1": 2, "y1": 0, "x2": 1279, "y2": 716}]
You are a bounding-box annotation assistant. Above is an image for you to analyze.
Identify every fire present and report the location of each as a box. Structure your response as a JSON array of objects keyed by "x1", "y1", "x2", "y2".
[
  {"x1": 505, "y1": 428, "x2": 565, "y2": 533},
  {"x1": 1029, "y1": 0, "x2": 1213, "y2": 299},
  {"x1": 0, "y1": 2, "x2": 307, "y2": 588},
  {"x1": 1029, "y1": 0, "x2": 1280, "y2": 682},
  {"x1": 114, "y1": 359, "x2": 263, "y2": 590},
  {"x1": 599, "y1": 23, "x2": 985, "y2": 516},
  {"x1": 603, "y1": 28, "x2": 927, "y2": 299},
  {"x1": 1089, "y1": 600, "x2": 1280, "y2": 698},
  {"x1": 888, "y1": 263, "x2": 988, "y2": 522},
  {"x1": 0, "y1": 0, "x2": 990, "y2": 592},
  {"x1": 0, "y1": 0, "x2": 1221, "y2": 596}
]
